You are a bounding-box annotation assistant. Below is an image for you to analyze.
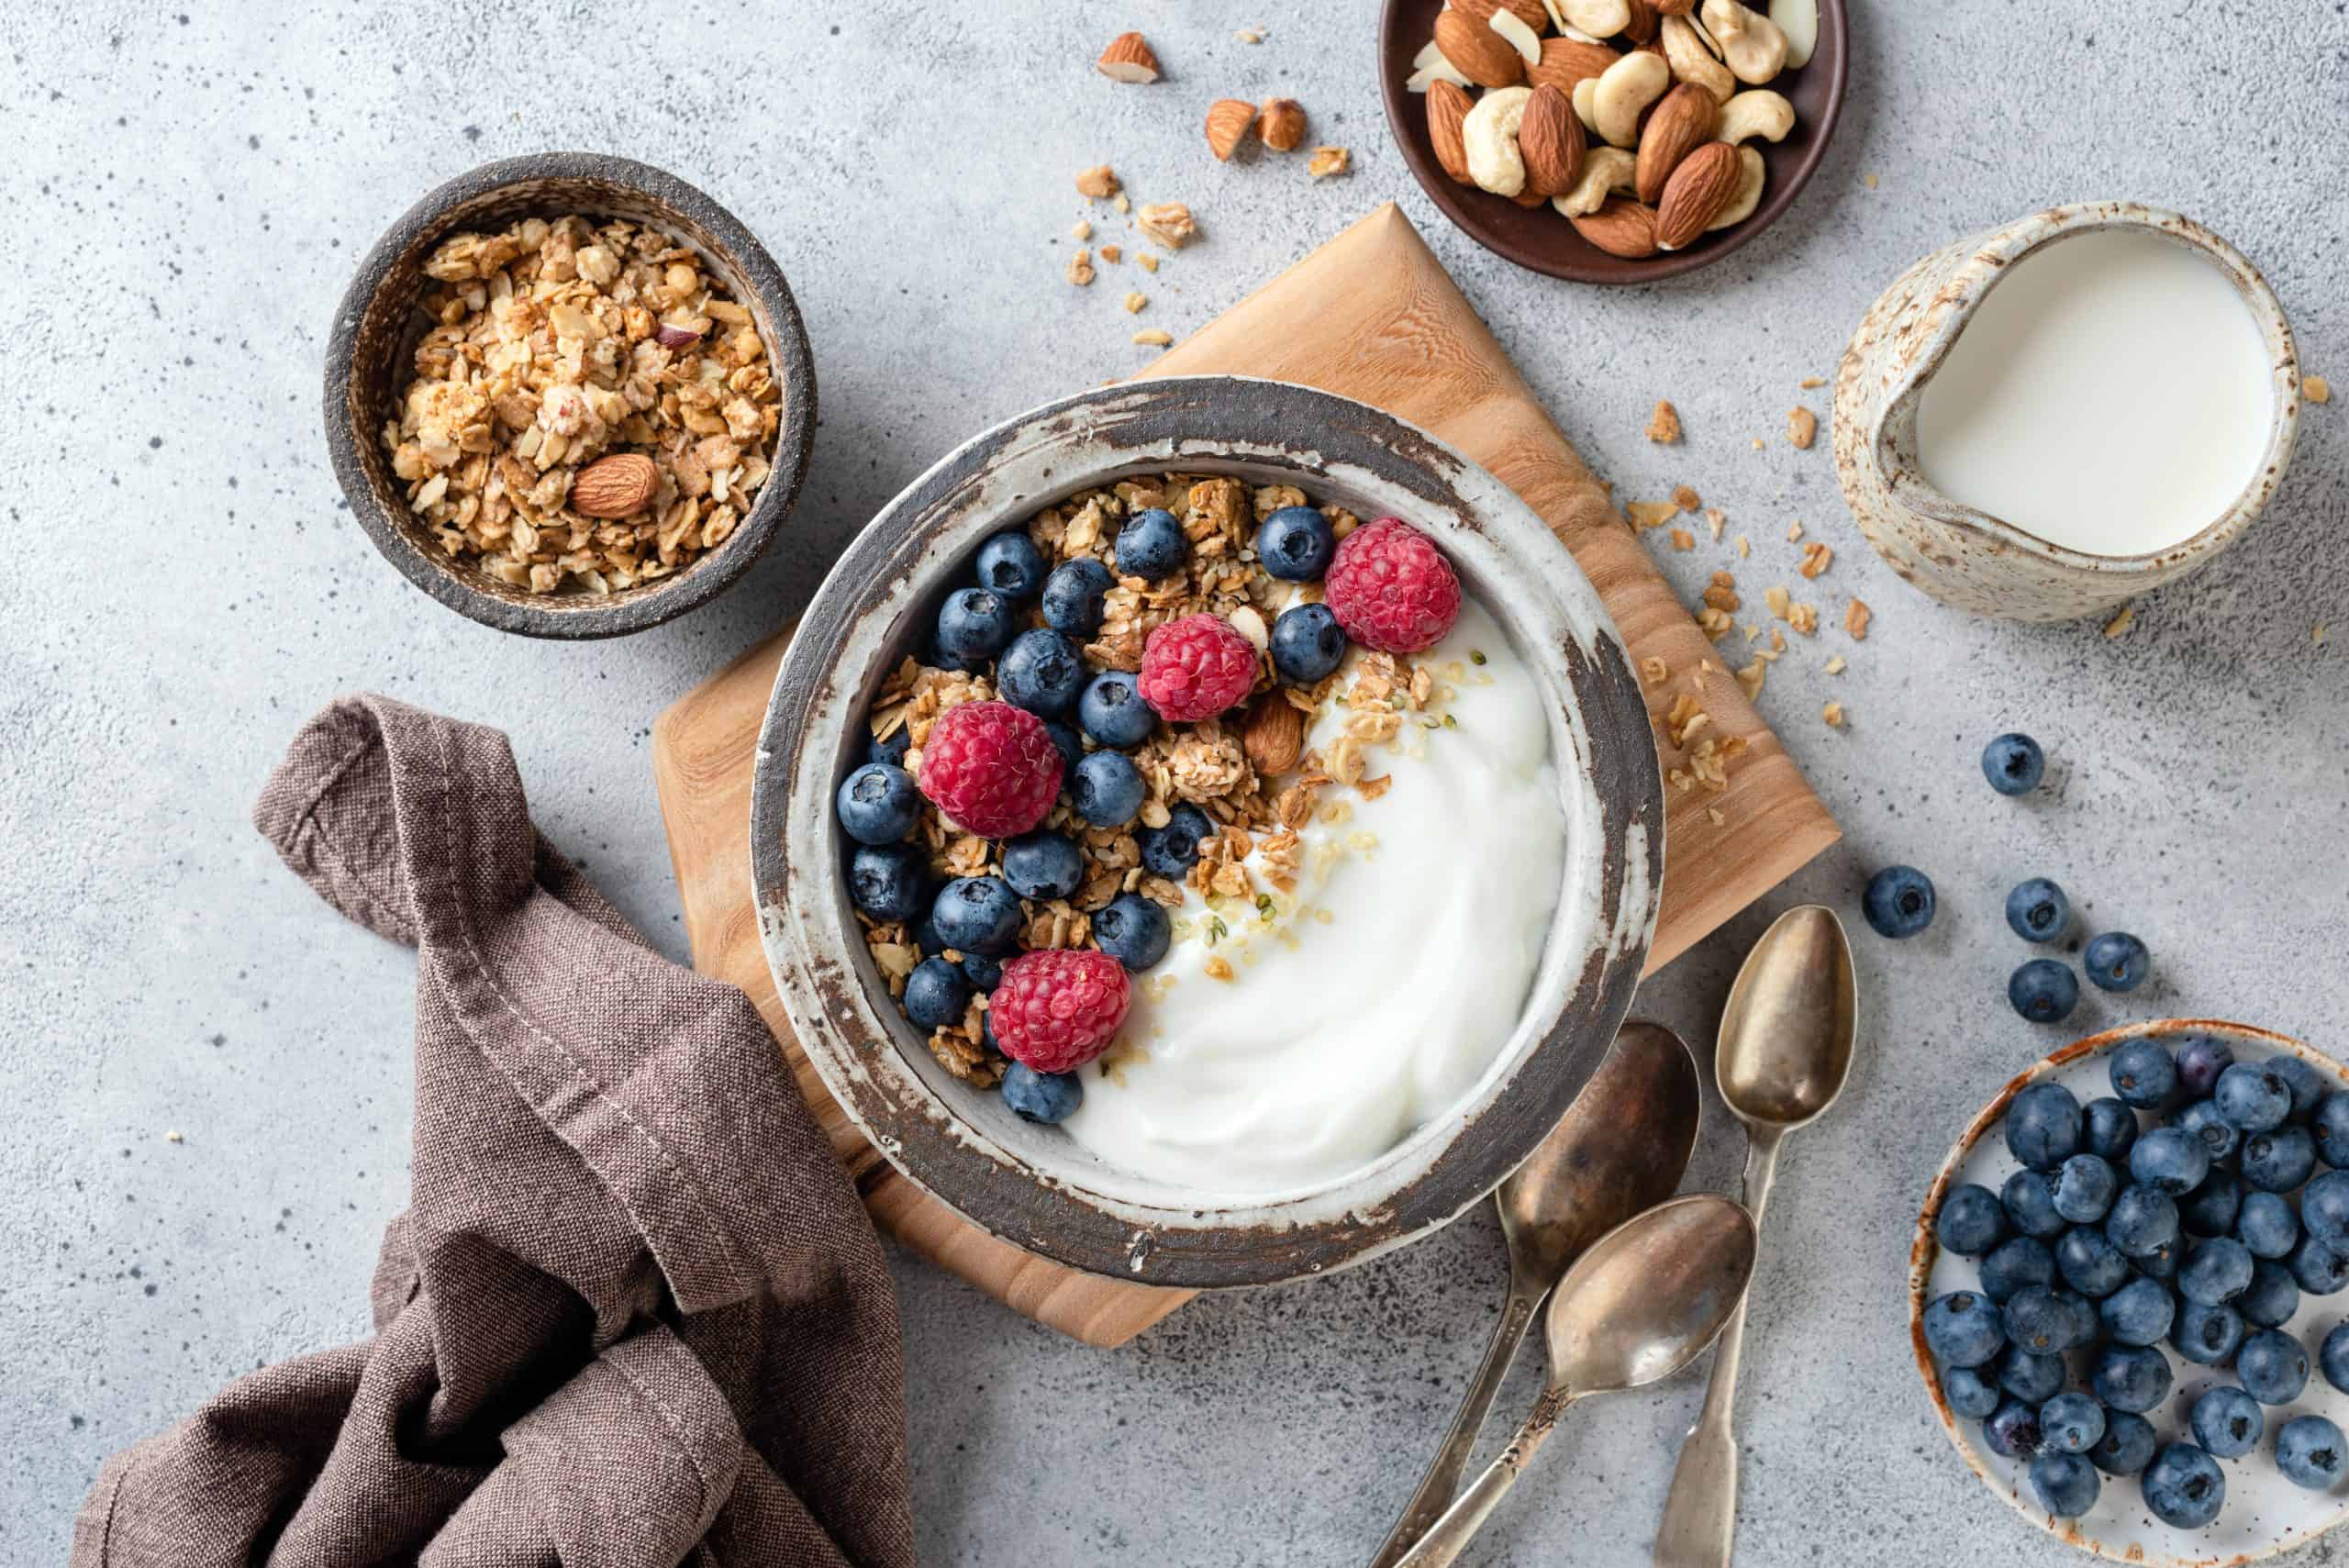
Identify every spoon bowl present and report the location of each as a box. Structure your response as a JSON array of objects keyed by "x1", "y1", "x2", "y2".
[
  {"x1": 1545, "y1": 1195, "x2": 1761, "y2": 1396},
  {"x1": 1715, "y1": 904, "x2": 1859, "y2": 1131}
]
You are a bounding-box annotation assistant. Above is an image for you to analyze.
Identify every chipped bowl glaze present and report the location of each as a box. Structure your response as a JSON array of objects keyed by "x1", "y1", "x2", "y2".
[
  {"x1": 751, "y1": 377, "x2": 1665, "y2": 1288},
  {"x1": 1833, "y1": 202, "x2": 2300, "y2": 623},
  {"x1": 1910, "y1": 1019, "x2": 2349, "y2": 1565}
]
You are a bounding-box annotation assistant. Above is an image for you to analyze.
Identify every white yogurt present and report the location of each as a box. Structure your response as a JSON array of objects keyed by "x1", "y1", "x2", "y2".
[{"x1": 1059, "y1": 597, "x2": 1570, "y2": 1197}]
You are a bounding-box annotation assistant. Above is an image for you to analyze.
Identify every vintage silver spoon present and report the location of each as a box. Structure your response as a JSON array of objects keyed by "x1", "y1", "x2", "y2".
[
  {"x1": 1391, "y1": 1194, "x2": 1760, "y2": 1568},
  {"x1": 1368, "y1": 1020, "x2": 1701, "y2": 1568},
  {"x1": 1653, "y1": 904, "x2": 1857, "y2": 1568}
]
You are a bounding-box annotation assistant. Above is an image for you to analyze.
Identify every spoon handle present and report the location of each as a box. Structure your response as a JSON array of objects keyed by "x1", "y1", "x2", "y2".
[
  {"x1": 1390, "y1": 1388, "x2": 1575, "y2": 1568},
  {"x1": 1652, "y1": 1132, "x2": 1783, "y2": 1568},
  {"x1": 1366, "y1": 1277, "x2": 1547, "y2": 1568}
]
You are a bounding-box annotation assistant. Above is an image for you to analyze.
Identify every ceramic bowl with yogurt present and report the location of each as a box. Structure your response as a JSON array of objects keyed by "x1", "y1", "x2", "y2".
[{"x1": 751, "y1": 377, "x2": 1664, "y2": 1287}]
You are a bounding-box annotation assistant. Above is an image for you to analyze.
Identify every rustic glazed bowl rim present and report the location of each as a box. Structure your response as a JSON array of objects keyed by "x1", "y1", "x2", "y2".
[
  {"x1": 1874, "y1": 201, "x2": 2301, "y2": 573},
  {"x1": 322, "y1": 150, "x2": 818, "y2": 639},
  {"x1": 750, "y1": 375, "x2": 1665, "y2": 1288},
  {"x1": 1908, "y1": 1018, "x2": 2349, "y2": 1565}
]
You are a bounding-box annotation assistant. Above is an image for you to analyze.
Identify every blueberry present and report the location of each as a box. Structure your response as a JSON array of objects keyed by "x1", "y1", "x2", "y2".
[
  {"x1": 2307, "y1": 1171, "x2": 2349, "y2": 1251},
  {"x1": 936, "y1": 586, "x2": 1015, "y2": 664},
  {"x1": 1071, "y1": 751, "x2": 1146, "y2": 828},
  {"x1": 2239, "y1": 1329, "x2": 2310, "y2": 1405},
  {"x1": 974, "y1": 530, "x2": 1047, "y2": 599},
  {"x1": 2030, "y1": 1451, "x2": 2100, "y2": 1518},
  {"x1": 2232, "y1": 1265, "x2": 2299, "y2": 1333},
  {"x1": 2316, "y1": 1093, "x2": 2349, "y2": 1167},
  {"x1": 2003, "y1": 1170, "x2": 2068, "y2": 1239},
  {"x1": 2269, "y1": 1056, "x2": 2329, "y2": 1122},
  {"x1": 1001, "y1": 1062, "x2": 1083, "y2": 1125},
  {"x1": 1255, "y1": 506, "x2": 1336, "y2": 580},
  {"x1": 2181, "y1": 1237, "x2": 2254, "y2": 1307},
  {"x1": 930, "y1": 876, "x2": 1023, "y2": 958},
  {"x1": 2134, "y1": 1235, "x2": 2181, "y2": 1281},
  {"x1": 2040, "y1": 1392, "x2": 2107, "y2": 1456},
  {"x1": 2179, "y1": 1169, "x2": 2243, "y2": 1239},
  {"x1": 1861, "y1": 865, "x2": 1936, "y2": 939},
  {"x1": 2100, "y1": 1276, "x2": 2176, "y2": 1347},
  {"x1": 1982, "y1": 1237, "x2": 2058, "y2": 1303},
  {"x1": 2005, "y1": 1285, "x2": 2088, "y2": 1355},
  {"x1": 2110, "y1": 1040, "x2": 2177, "y2": 1110},
  {"x1": 1270, "y1": 603, "x2": 1347, "y2": 684},
  {"x1": 2291, "y1": 1234, "x2": 2349, "y2": 1296},
  {"x1": 2009, "y1": 959, "x2": 2080, "y2": 1024},
  {"x1": 2141, "y1": 1442, "x2": 2224, "y2": 1529},
  {"x1": 2175, "y1": 1034, "x2": 2236, "y2": 1099},
  {"x1": 2277, "y1": 1416, "x2": 2348, "y2": 1490},
  {"x1": 2130, "y1": 1127, "x2": 2210, "y2": 1195},
  {"x1": 2083, "y1": 931, "x2": 2150, "y2": 994},
  {"x1": 835, "y1": 762, "x2": 922, "y2": 846},
  {"x1": 2081, "y1": 1096, "x2": 2140, "y2": 1161},
  {"x1": 1074, "y1": 672, "x2": 1152, "y2": 750},
  {"x1": 2321, "y1": 1322, "x2": 2349, "y2": 1394},
  {"x1": 2090, "y1": 1411, "x2": 2158, "y2": 1476},
  {"x1": 960, "y1": 951, "x2": 1001, "y2": 991},
  {"x1": 1091, "y1": 893, "x2": 1171, "y2": 973},
  {"x1": 1924, "y1": 1290, "x2": 2008, "y2": 1367},
  {"x1": 1943, "y1": 1364, "x2": 2002, "y2": 1419},
  {"x1": 1113, "y1": 507, "x2": 1188, "y2": 581},
  {"x1": 2173, "y1": 1100, "x2": 2241, "y2": 1163},
  {"x1": 2170, "y1": 1300, "x2": 2245, "y2": 1366},
  {"x1": 1983, "y1": 1397, "x2": 2044, "y2": 1461},
  {"x1": 2106, "y1": 1184, "x2": 2180, "y2": 1258},
  {"x1": 1140, "y1": 803, "x2": 1214, "y2": 878},
  {"x1": 868, "y1": 727, "x2": 912, "y2": 768},
  {"x1": 1041, "y1": 559, "x2": 1115, "y2": 639},
  {"x1": 2052, "y1": 1154, "x2": 2118, "y2": 1224},
  {"x1": 2004, "y1": 877, "x2": 2071, "y2": 943},
  {"x1": 1937, "y1": 1184, "x2": 2010, "y2": 1255},
  {"x1": 996, "y1": 628, "x2": 1085, "y2": 717},
  {"x1": 849, "y1": 842, "x2": 930, "y2": 922},
  {"x1": 2242, "y1": 1127, "x2": 2318, "y2": 1194},
  {"x1": 1042, "y1": 719, "x2": 1084, "y2": 774},
  {"x1": 2190, "y1": 1386, "x2": 2264, "y2": 1460},
  {"x1": 1002, "y1": 832, "x2": 1085, "y2": 900},
  {"x1": 2007, "y1": 1083, "x2": 2085, "y2": 1171},
  {"x1": 2057, "y1": 1227, "x2": 2131, "y2": 1298},
  {"x1": 2210, "y1": 1063, "x2": 2291, "y2": 1138},
  {"x1": 2237, "y1": 1192, "x2": 2300, "y2": 1260},
  {"x1": 903, "y1": 956, "x2": 973, "y2": 1030},
  {"x1": 1998, "y1": 1344, "x2": 2067, "y2": 1404},
  {"x1": 2093, "y1": 1343, "x2": 2174, "y2": 1412},
  {"x1": 1982, "y1": 732, "x2": 2046, "y2": 795}
]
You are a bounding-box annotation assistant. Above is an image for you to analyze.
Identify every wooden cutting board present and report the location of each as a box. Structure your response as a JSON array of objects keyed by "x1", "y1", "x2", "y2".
[{"x1": 650, "y1": 204, "x2": 1839, "y2": 1348}]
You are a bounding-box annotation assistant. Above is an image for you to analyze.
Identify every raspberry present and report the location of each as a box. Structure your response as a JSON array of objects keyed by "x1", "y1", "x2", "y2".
[
  {"x1": 917, "y1": 700, "x2": 1063, "y2": 839},
  {"x1": 1137, "y1": 613, "x2": 1258, "y2": 721},
  {"x1": 988, "y1": 950, "x2": 1131, "y2": 1073},
  {"x1": 1322, "y1": 517, "x2": 1461, "y2": 653}
]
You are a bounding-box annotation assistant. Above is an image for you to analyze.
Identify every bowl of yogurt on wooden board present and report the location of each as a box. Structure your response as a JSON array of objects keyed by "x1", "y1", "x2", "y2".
[{"x1": 1832, "y1": 203, "x2": 2302, "y2": 622}]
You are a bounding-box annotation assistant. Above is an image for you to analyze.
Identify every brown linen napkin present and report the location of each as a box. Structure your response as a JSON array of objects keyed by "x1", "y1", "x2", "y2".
[{"x1": 72, "y1": 695, "x2": 917, "y2": 1568}]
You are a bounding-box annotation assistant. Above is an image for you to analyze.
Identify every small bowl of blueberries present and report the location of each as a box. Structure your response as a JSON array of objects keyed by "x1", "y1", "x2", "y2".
[{"x1": 1913, "y1": 1019, "x2": 2349, "y2": 1563}]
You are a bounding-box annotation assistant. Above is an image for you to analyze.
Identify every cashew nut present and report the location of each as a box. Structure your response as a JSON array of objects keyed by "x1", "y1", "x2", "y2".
[
  {"x1": 1571, "y1": 78, "x2": 1602, "y2": 134},
  {"x1": 1660, "y1": 15, "x2": 1735, "y2": 103},
  {"x1": 1553, "y1": 146, "x2": 1638, "y2": 217},
  {"x1": 1700, "y1": 0, "x2": 1789, "y2": 84},
  {"x1": 1707, "y1": 145, "x2": 1766, "y2": 230},
  {"x1": 1716, "y1": 88, "x2": 1795, "y2": 145},
  {"x1": 1463, "y1": 85, "x2": 1535, "y2": 198},
  {"x1": 1549, "y1": 0, "x2": 1631, "y2": 37},
  {"x1": 1770, "y1": 0, "x2": 1820, "y2": 68},
  {"x1": 1590, "y1": 51, "x2": 1671, "y2": 148}
]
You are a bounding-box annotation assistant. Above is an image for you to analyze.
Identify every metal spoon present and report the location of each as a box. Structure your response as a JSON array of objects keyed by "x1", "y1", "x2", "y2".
[
  {"x1": 1653, "y1": 904, "x2": 1857, "y2": 1568},
  {"x1": 1392, "y1": 1195, "x2": 1761, "y2": 1568},
  {"x1": 1369, "y1": 1021, "x2": 1701, "y2": 1568}
]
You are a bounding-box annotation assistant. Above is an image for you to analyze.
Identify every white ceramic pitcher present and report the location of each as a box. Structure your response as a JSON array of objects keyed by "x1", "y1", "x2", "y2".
[{"x1": 1831, "y1": 202, "x2": 2302, "y2": 623}]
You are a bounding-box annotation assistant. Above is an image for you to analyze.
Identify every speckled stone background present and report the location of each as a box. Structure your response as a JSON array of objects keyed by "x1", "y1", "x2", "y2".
[{"x1": 3, "y1": 3, "x2": 2344, "y2": 1564}]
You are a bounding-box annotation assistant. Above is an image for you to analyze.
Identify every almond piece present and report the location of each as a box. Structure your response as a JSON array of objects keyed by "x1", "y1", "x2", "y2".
[
  {"x1": 1654, "y1": 0, "x2": 1696, "y2": 12},
  {"x1": 1654, "y1": 139, "x2": 1741, "y2": 249},
  {"x1": 1433, "y1": 7, "x2": 1525, "y2": 87},
  {"x1": 1454, "y1": 0, "x2": 1551, "y2": 29},
  {"x1": 1426, "y1": 79, "x2": 1475, "y2": 183},
  {"x1": 1518, "y1": 83, "x2": 1585, "y2": 198},
  {"x1": 1257, "y1": 97, "x2": 1308, "y2": 152},
  {"x1": 1528, "y1": 37, "x2": 1620, "y2": 94},
  {"x1": 1240, "y1": 693, "x2": 1306, "y2": 776},
  {"x1": 1097, "y1": 32, "x2": 1162, "y2": 83},
  {"x1": 1569, "y1": 198, "x2": 1661, "y2": 259},
  {"x1": 1622, "y1": 0, "x2": 1662, "y2": 44},
  {"x1": 571, "y1": 453, "x2": 660, "y2": 518},
  {"x1": 1634, "y1": 83, "x2": 1716, "y2": 204},
  {"x1": 1206, "y1": 98, "x2": 1257, "y2": 160}
]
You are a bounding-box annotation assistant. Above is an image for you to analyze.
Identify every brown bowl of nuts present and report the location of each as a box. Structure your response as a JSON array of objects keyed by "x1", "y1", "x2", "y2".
[
  {"x1": 325, "y1": 152, "x2": 817, "y2": 638},
  {"x1": 1378, "y1": 0, "x2": 1847, "y2": 284}
]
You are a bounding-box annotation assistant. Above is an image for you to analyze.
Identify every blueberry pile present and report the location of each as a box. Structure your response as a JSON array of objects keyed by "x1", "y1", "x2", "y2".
[{"x1": 1924, "y1": 1035, "x2": 2349, "y2": 1527}]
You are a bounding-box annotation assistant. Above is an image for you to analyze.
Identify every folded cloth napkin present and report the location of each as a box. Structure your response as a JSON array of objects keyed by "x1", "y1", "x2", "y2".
[{"x1": 72, "y1": 695, "x2": 917, "y2": 1568}]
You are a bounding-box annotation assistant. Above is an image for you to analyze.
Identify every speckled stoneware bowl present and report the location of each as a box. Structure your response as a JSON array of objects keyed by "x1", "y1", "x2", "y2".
[
  {"x1": 751, "y1": 376, "x2": 1665, "y2": 1288},
  {"x1": 1911, "y1": 1019, "x2": 2349, "y2": 1565},
  {"x1": 324, "y1": 152, "x2": 817, "y2": 639},
  {"x1": 1833, "y1": 202, "x2": 2301, "y2": 623}
]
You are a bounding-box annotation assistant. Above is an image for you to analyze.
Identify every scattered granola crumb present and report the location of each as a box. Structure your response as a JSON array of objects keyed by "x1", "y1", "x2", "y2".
[
  {"x1": 1139, "y1": 203, "x2": 1197, "y2": 249},
  {"x1": 1764, "y1": 584, "x2": 1791, "y2": 620},
  {"x1": 1703, "y1": 571, "x2": 1740, "y2": 612},
  {"x1": 1099, "y1": 243, "x2": 1123, "y2": 264},
  {"x1": 1673, "y1": 484, "x2": 1701, "y2": 511},
  {"x1": 1235, "y1": 27, "x2": 1264, "y2": 42},
  {"x1": 2307, "y1": 374, "x2": 2332, "y2": 406},
  {"x1": 164, "y1": 1129, "x2": 184, "y2": 1144},
  {"x1": 1123, "y1": 291, "x2": 1148, "y2": 314},
  {"x1": 1113, "y1": 192, "x2": 1131, "y2": 214},
  {"x1": 1736, "y1": 535, "x2": 1751, "y2": 559},
  {"x1": 1066, "y1": 249, "x2": 1096, "y2": 287},
  {"x1": 1641, "y1": 655, "x2": 1670, "y2": 685},
  {"x1": 1825, "y1": 654, "x2": 1847, "y2": 674},
  {"x1": 1204, "y1": 955, "x2": 1236, "y2": 982},
  {"x1": 1075, "y1": 165, "x2": 1120, "y2": 199},
  {"x1": 1798, "y1": 540, "x2": 1832, "y2": 579},
  {"x1": 1706, "y1": 806, "x2": 1726, "y2": 827},
  {"x1": 1799, "y1": 375, "x2": 1825, "y2": 390},
  {"x1": 1787, "y1": 406, "x2": 1819, "y2": 449},
  {"x1": 1786, "y1": 519, "x2": 1804, "y2": 542},
  {"x1": 1864, "y1": 171, "x2": 1880, "y2": 190},
  {"x1": 2103, "y1": 604, "x2": 2135, "y2": 639},
  {"x1": 1751, "y1": 437, "x2": 1765, "y2": 451},
  {"x1": 1626, "y1": 499, "x2": 1679, "y2": 530},
  {"x1": 1668, "y1": 528, "x2": 1695, "y2": 551},
  {"x1": 1071, "y1": 218, "x2": 1093, "y2": 241},
  {"x1": 1647, "y1": 400, "x2": 1682, "y2": 443},
  {"x1": 1307, "y1": 146, "x2": 1352, "y2": 179},
  {"x1": 1788, "y1": 602, "x2": 1819, "y2": 636},
  {"x1": 1822, "y1": 701, "x2": 1845, "y2": 728},
  {"x1": 1704, "y1": 507, "x2": 1725, "y2": 541},
  {"x1": 2317, "y1": 623, "x2": 2330, "y2": 646},
  {"x1": 1844, "y1": 598, "x2": 1872, "y2": 639},
  {"x1": 1735, "y1": 661, "x2": 1765, "y2": 699},
  {"x1": 1138, "y1": 252, "x2": 1161, "y2": 272},
  {"x1": 1132, "y1": 328, "x2": 1174, "y2": 347}
]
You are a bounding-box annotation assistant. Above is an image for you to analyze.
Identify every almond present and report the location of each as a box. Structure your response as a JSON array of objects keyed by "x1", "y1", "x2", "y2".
[
  {"x1": 1570, "y1": 198, "x2": 1661, "y2": 259},
  {"x1": 1654, "y1": 139, "x2": 1741, "y2": 249},
  {"x1": 571, "y1": 452, "x2": 660, "y2": 518},
  {"x1": 1257, "y1": 97, "x2": 1308, "y2": 152},
  {"x1": 1240, "y1": 693, "x2": 1306, "y2": 777},
  {"x1": 1096, "y1": 31, "x2": 1161, "y2": 83},
  {"x1": 1206, "y1": 98, "x2": 1256, "y2": 160},
  {"x1": 1621, "y1": 0, "x2": 1661, "y2": 44},
  {"x1": 1634, "y1": 83, "x2": 1716, "y2": 204},
  {"x1": 1426, "y1": 79, "x2": 1475, "y2": 184},
  {"x1": 1453, "y1": 0, "x2": 1550, "y2": 29},
  {"x1": 1433, "y1": 7, "x2": 1525, "y2": 88},
  {"x1": 1527, "y1": 37, "x2": 1620, "y2": 95},
  {"x1": 1654, "y1": 0, "x2": 1696, "y2": 12},
  {"x1": 1518, "y1": 83, "x2": 1585, "y2": 199}
]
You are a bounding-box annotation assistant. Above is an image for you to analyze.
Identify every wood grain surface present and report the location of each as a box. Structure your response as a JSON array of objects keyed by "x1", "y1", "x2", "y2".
[{"x1": 650, "y1": 203, "x2": 1838, "y2": 1348}]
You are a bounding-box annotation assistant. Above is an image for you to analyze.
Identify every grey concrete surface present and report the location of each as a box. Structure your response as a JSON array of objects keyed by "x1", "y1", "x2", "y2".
[{"x1": 3, "y1": 2, "x2": 2344, "y2": 1563}]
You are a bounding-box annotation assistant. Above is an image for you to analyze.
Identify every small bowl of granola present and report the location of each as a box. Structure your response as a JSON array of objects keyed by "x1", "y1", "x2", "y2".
[
  {"x1": 751, "y1": 377, "x2": 1665, "y2": 1287},
  {"x1": 325, "y1": 152, "x2": 816, "y2": 638}
]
